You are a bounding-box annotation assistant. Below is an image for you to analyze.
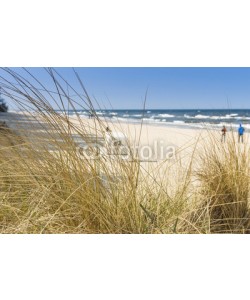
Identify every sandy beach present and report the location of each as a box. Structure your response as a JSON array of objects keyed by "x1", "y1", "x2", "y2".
[
  {"x1": 68, "y1": 114, "x2": 250, "y2": 168},
  {"x1": 1, "y1": 111, "x2": 249, "y2": 160},
  {"x1": 2, "y1": 111, "x2": 249, "y2": 188}
]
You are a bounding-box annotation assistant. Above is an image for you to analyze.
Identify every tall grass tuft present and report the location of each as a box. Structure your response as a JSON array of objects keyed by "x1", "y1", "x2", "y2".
[{"x1": 190, "y1": 132, "x2": 250, "y2": 233}]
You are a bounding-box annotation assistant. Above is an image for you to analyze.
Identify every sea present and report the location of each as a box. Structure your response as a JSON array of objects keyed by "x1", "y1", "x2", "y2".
[{"x1": 65, "y1": 109, "x2": 250, "y2": 129}]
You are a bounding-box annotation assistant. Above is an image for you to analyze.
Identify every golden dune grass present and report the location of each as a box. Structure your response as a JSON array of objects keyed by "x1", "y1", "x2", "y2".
[{"x1": 0, "y1": 68, "x2": 250, "y2": 233}]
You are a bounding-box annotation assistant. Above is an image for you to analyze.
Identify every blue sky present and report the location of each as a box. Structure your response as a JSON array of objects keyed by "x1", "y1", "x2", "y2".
[{"x1": 1, "y1": 68, "x2": 250, "y2": 109}]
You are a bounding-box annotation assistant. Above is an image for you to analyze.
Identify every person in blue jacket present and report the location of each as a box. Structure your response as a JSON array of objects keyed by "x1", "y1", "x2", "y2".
[{"x1": 238, "y1": 124, "x2": 245, "y2": 143}]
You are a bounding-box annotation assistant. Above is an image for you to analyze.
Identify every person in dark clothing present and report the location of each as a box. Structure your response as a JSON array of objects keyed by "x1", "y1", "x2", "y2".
[{"x1": 221, "y1": 125, "x2": 227, "y2": 142}]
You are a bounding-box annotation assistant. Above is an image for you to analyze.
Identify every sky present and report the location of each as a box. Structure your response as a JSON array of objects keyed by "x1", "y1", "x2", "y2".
[{"x1": 1, "y1": 67, "x2": 250, "y2": 110}]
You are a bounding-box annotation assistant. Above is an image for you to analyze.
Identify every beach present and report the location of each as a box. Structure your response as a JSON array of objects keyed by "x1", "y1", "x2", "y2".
[
  {"x1": 2, "y1": 111, "x2": 249, "y2": 160},
  {"x1": 68, "y1": 113, "x2": 250, "y2": 162},
  {"x1": 2, "y1": 111, "x2": 249, "y2": 184},
  {"x1": 1, "y1": 110, "x2": 250, "y2": 234}
]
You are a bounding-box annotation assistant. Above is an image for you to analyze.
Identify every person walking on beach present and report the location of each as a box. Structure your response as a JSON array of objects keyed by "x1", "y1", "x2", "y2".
[
  {"x1": 221, "y1": 125, "x2": 227, "y2": 142},
  {"x1": 238, "y1": 124, "x2": 245, "y2": 143}
]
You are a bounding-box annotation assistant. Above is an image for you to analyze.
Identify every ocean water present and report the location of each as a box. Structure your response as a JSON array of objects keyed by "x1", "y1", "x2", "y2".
[{"x1": 66, "y1": 109, "x2": 250, "y2": 129}]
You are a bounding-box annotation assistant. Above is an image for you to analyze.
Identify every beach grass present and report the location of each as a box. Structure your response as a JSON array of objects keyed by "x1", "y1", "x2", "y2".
[{"x1": 0, "y1": 68, "x2": 250, "y2": 234}]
